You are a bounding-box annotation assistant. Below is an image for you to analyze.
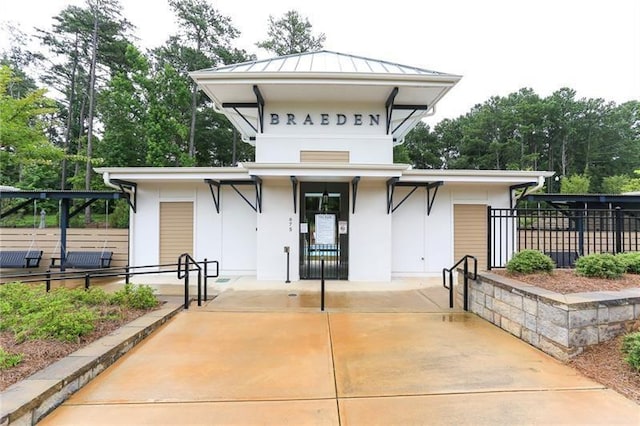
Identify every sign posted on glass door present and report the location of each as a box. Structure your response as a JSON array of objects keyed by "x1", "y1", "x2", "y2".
[{"x1": 315, "y1": 214, "x2": 336, "y2": 245}]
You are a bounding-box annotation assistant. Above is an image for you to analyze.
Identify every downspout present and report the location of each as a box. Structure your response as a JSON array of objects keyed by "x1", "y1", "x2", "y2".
[
  {"x1": 512, "y1": 175, "x2": 546, "y2": 208},
  {"x1": 101, "y1": 171, "x2": 133, "y2": 270},
  {"x1": 523, "y1": 175, "x2": 546, "y2": 197},
  {"x1": 102, "y1": 172, "x2": 119, "y2": 191}
]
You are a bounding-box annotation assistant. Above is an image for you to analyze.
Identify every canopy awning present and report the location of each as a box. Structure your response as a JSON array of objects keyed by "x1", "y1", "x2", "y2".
[{"x1": 190, "y1": 51, "x2": 461, "y2": 144}]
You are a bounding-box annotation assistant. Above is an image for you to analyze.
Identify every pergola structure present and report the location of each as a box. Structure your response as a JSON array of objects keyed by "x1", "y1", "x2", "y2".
[
  {"x1": 0, "y1": 189, "x2": 134, "y2": 267},
  {"x1": 524, "y1": 193, "x2": 640, "y2": 210}
]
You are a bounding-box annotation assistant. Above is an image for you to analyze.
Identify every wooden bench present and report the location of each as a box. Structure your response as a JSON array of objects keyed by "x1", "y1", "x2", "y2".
[
  {"x1": 50, "y1": 251, "x2": 113, "y2": 269},
  {"x1": 0, "y1": 250, "x2": 43, "y2": 268}
]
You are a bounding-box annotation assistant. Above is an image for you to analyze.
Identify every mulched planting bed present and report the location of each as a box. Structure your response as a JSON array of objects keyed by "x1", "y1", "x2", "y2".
[
  {"x1": 491, "y1": 268, "x2": 640, "y2": 294},
  {"x1": 567, "y1": 335, "x2": 640, "y2": 404},
  {"x1": 0, "y1": 306, "x2": 151, "y2": 391}
]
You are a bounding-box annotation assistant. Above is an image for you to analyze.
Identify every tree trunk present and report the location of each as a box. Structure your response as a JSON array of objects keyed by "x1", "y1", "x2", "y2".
[
  {"x1": 61, "y1": 35, "x2": 79, "y2": 190},
  {"x1": 74, "y1": 94, "x2": 87, "y2": 182},
  {"x1": 85, "y1": 2, "x2": 99, "y2": 224},
  {"x1": 561, "y1": 134, "x2": 567, "y2": 177},
  {"x1": 187, "y1": 37, "x2": 202, "y2": 160},
  {"x1": 583, "y1": 127, "x2": 592, "y2": 174}
]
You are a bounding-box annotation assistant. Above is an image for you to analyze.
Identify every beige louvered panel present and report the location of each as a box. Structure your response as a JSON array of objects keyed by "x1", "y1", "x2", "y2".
[
  {"x1": 300, "y1": 150, "x2": 350, "y2": 163},
  {"x1": 454, "y1": 204, "x2": 487, "y2": 270},
  {"x1": 159, "y1": 202, "x2": 193, "y2": 265}
]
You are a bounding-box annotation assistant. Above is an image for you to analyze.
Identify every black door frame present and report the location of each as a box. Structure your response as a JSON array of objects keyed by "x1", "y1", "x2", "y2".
[{"x1": 299, "y1": 182, "x2": 349, "y2": 279}]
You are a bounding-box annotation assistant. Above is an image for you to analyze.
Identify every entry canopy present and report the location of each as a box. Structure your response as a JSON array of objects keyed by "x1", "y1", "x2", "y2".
[
  {"x1": 190, "y1": 50, "x2": 462, "y2": 144},
  {"x1": 97, "y1": 166, "x2": 553, "y2": 215}
]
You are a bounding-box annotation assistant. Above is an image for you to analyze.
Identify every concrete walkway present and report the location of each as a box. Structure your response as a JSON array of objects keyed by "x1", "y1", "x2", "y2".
[{"x1": 39, "y1": 281, "x2": 639, "y2": 425}]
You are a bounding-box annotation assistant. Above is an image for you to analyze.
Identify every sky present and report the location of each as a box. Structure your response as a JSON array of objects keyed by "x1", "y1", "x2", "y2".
[{"x1": 1, "y1": 0, "x2": 639, "y2": 126}]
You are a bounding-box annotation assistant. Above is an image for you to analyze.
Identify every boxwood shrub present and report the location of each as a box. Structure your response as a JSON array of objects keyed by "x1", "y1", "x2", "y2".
[
  {"x1": 616, "y1": 252, "x2": 640, "y2": 274},
  {"x1": 506, "y1": 250, "x2": 555, "y2": 274},
  {"x1": 575, "y1": 253, "x2": 625, "y2": 279},
  {"x1": 622, "y1": 332, "x2": 640, "y2": 372}
]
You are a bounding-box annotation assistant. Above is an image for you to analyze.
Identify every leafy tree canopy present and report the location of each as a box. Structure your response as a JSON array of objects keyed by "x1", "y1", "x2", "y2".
[
  {"x1": 256, "y1": 10, "x2": 325, "y2": 55},
  {"x1": 0, "y1": 65, "x2": 61, "y2": 186},
  {"x1": 560, "y1": 174, "x2": 591, "y2": 194}
]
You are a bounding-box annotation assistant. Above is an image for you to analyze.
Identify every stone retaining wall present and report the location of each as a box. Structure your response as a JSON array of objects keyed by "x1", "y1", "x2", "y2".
[
  {"x1": 456, "y1": 271, "x2": 640, "y2": 361},
  {"x1": 0, "y1": 303, "x2": 183, "y2": 426}
]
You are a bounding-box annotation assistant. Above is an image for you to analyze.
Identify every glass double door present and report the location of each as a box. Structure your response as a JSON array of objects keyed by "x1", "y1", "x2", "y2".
[{"x1": 299, "y1": 182, "x2": 349, "y2": 279}]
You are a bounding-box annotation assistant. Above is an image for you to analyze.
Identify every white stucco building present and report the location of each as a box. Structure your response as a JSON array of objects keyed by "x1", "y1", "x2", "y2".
[{"x1": 96, "y1": 51, "x2": 552, "y2": 283}]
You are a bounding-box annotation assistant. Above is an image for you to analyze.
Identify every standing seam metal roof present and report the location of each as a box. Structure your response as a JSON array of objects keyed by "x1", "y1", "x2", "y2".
[{"x1": 201, "y1": 50, "x2": 448, "y2": 75}]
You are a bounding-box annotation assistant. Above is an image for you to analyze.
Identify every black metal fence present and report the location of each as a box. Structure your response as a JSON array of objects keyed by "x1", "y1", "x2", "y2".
[{"x1": 488, "y1": 206, "x2": 640, "y2": 269}]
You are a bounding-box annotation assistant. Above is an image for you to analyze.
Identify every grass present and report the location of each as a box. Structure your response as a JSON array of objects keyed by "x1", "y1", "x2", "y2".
[{"x1": 0, "y1": 347, "x2": 23, "y2": 370}]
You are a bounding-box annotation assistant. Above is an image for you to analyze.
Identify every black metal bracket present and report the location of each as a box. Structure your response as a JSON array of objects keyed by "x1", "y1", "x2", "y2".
[
  {"x1": 111, "y1": 179, "x2": 137, "y2": 213},
  {"x1": 510, "y1": 182, "x2": 537, "y2": 209},
  {"x1": 352, "y1": 176, "x2": 360, "y2": 214},
  {"x1": 391, "y1": 105, "x2": 430, "y2": 135},
  {"x1": 226, "y1": 105, "x2": 258, "y2": 133},
  {"x1": 385, "y1": 87, "x2": 399, "y2": 135},
  {"x1": 387, "y1": 179, "x2": 443, "y2": 215},
  {"x1": 205, "y1": 179, "x2": 221, "y2": 213},
  {"x1": 221, "y1": 85, "x2": 265, "y2": 135},
  {"x1": 425, "y1": 181, "x2": 442, "y2": 215},
  {"x1": 384, "y1": 86, "x2": 429, "y2": 136},
  {"x1": 205, "y1": 177, "x2": 263, "y2": 213},
  {"x1": 290, "y1": 176, "x2": 298, "y2": 213},
  {"x1": 253, "y1": 85, "x2": 265, "y2": 133},
  {"x1": 0, "y1": 198, "x2": 34, "y2": 219}
]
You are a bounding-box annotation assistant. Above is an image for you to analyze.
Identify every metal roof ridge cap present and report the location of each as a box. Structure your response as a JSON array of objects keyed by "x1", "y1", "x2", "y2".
[{"x1": 243, "y1": 162, "x2": 409, "y2": 170}]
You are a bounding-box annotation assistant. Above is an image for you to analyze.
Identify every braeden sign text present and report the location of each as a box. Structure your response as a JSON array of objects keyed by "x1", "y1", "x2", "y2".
[{"x1": 270, "y1": 113, "x2": 381, "y2": 127}]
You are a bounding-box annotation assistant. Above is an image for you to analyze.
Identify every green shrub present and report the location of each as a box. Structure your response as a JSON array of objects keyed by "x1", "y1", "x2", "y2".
[
  {"x1": 575, "y1": 253, "x2": 625, "y2": 279},
  {"x1": 17, "y1": 305, "x2": 97, "y2": 342},
  {"x1": 0, "y1": 282, "x2": 158, "y2": 345},
  {"x1": 111, "y1": 284, "x2": 158, "y2": 309},
  {"x1": 506, "y1": 250, "x2": 555, "y2": 274},
  {"x1": 63, "y1": 287, "x2": 111, "y2": 305},
  {"x1": 8, "y1": 289, "x2": 98, "y2": 343},
  {"x1": 616, "y1": 252, "x2": 640, "y2": 274},
  {"x1": 109, "y1": 200, "x2": 130, "y2": 228},
  {"x1": 622, "y1": 332, "x2": 640, "y2": 372},
  {"x1": 0, "y1": 347, "x2": 23, "y2": 370}
]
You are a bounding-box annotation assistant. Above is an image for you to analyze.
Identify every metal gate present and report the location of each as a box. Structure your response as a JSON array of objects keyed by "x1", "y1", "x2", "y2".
[{"x1": 299, "y1": 182, "x2": 348, "y2": 279}]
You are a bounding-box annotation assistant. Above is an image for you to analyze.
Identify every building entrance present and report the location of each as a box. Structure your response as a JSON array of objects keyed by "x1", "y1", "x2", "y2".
[{"x1": 299, "y1": 182, "x2": 349, "y2": 279}]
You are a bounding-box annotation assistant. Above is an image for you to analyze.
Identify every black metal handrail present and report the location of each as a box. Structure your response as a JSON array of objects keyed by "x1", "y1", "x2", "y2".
[
  {"x1": 1, "y1": 262, "x2": 181, "y2": 284},
  {"x1": 442, "y1": 255, "x2": 477, "y2": 310},
  {"x1": 202, "y1": 257, "x2": 219, "y2": 302},
  {"x1": 178, "y1": 253, "x2": 202, "y2": 309},
  {"x1": 1, "y1": 256, "x2": 219, "y2": 310}
]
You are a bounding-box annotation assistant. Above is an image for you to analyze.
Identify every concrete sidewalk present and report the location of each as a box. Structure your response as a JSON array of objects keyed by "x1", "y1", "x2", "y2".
[{"x1": 39, "y1": 283, "x2": 639, "y2": 425}]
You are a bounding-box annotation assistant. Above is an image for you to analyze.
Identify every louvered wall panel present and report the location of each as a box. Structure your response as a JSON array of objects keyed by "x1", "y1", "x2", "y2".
[
  {"x1": 159, "y1": 202, "x2": 194, "y2": 266},
  {"x1": 454, "y1": 204, "x2": 487, "y2": 270},
  {"x1": 300, "y1": 150, "x2": 350, "y2": 163}
]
